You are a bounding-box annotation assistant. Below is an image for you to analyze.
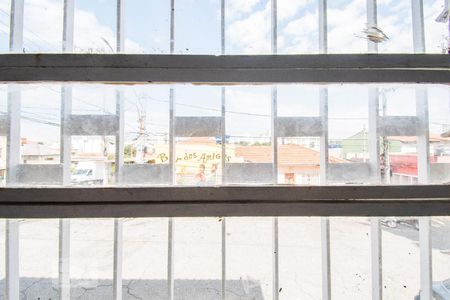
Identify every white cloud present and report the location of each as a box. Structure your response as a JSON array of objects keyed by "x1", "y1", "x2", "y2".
[
  {"x1": 227, "y1": 8, "x2": 271, "y2": 54},
  {"x1": 277, "y1": 0, "x2": 310, "y2": 21},
  {"x1": 5, "y1": 0, "x2": 143, "y2": 53},
  {"x1": 226, "y1": 0, "x2": 262, "y2": 20},
  {"x1": 281, "y1": 12, "x2": 318, "y2": 53}
]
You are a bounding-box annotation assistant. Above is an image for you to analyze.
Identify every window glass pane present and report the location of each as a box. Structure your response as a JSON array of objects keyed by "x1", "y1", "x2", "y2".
[
  {"x1": 382, "y1": 216, "x2": 420, "y2": 299},
  {"x1": 0, "y1": 82, "x2": 445, "y2": 187},
  {"x1": 0, "y1": 219, "x2": 4, "y2": 299},
  {"x1": 70, "y1": 219, "x2": 114, "y2": 299},
  {"x1": 71, "y1": 136, "x2": 115, "y2": 185},
  {"x1": 328, "y1": 85, "x2": 369, "y2": 183},
  {"x1": 122, "y1": 218, "x2": 168, "y2": 299},
  {"x1": 74, "y1": 0, "x2": 116, "y2": 53},
  {"x1": 432, "y1": 216, "x2": 450, "y2": 294},
  {"x1": 429, "y1": 86, "x2": 450, "y2": 184},
  {"x1": 378, "y1": 1, "x2": 413, "y2": 53},
  {"x1": 123, "y1": 85, "x2": 169, "y2": 167},
  {"x1": 175, "y1": 0, "x2": 221, "y2": 55},
  {"x1": 330, "y1": 217, "x2": 371, "y2": 299},
  {"x1": 328, "y1": 0, "x2": 366, "y2": 53},
  {"x1": 226, "y1": 0, "x2": 271, "y2": 54},
  {"x1": 23, "y1": 0, "x2": 63, "y2": 53},
  {"x1": 19, "y1": 219, "x2": 59, "y2": 299},
  {"x1": 279, "y1": 217, "x2": 322, "y2": 299},
  {"x1": 21, "y1": 84, "x2": 61, "y2": 164},
  {"x1": 227, "y1": 217, "x2": 273, "y2": 299},
  {"x1": 278, "y1": 0, "x2": 318, "y2": 54},
  {"x1": 174, "y1": 218, "x2": 221, "y2": 298},
  {"x1": 124, "y1": 0, "x2": 169, "y2": 54},
  {"x1": 0, "y1": 1, "x2": 10, "y2": 53},
  {"x1": 424, "y1": 0, "x2": 448, "y2": 54}
]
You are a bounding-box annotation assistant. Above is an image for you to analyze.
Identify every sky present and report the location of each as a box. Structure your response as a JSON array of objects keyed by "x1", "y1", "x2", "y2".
[{"x1": 0, "y1": 0, "x2": 448, "y2": 147}]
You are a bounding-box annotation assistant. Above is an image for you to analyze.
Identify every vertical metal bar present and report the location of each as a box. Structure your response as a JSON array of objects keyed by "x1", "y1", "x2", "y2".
[
  {"x1": 321, "y1": 217, "x2": 331, "y2": 300},
  {"x1": 318, "y1": 0, "x2": 327, "y2": 55},
  {"x1": 270, "y1": 1, "x2": 279, "y2": 299},
  {"x1": 5, "y1": 220, "x2": 19, "y2": 300},
  {"x1": 5, "y1": 3, "x2": 23, "y2": 299},
  {"x1": 369, "y1": 87, "x2": 382, "y2": 300},
  {"x1": 167, "y1": 217, "x2": 175, "y2": 300},
  {"x1": 116, "y1": 0, "x2": 125, "y2": 53},
  {"x1": 366, "y1": 1, "x2": 382, "y2": 300},
  {"x1": 59, "y1": 1, "x2": 74, "y2": 299},
  {"x1": 411, "y1": 0, "x2": 426, "y2": 54},
  {"x1": 58, "y1": 219, "x2": 70, "y2": 300},
  {"x1": 417, "y1": 87, "x2": 432, "y2": 300},
  {"x1": 220, "y1": 1, "x2": 227, "y2": 300},
  {"x1": 221, "y1": 217, "x2": 226, "y2": 300},
  {"x1": 370, "y1": 218, "x2": 382, "y2": 300},
  {"x1": 168, "y1": 1, "x2": 175, "y2": 300},
  {"x1": 113, "y1": 1, "x2": 125, "y2": 299},
  {"x1": 9, "y1": 0, "x2": 24, "y2": 53},
  {"x1": 62, "y1": 0, "x2": 74, "y2": 53},
  {"x1": 366, "y1": 0, "x2": 378, "y2": 53},
  {"x1": 319, "y1": 1, "x2": 331, "y2": 299},
  {"x1": 411, "y1": 1, "x2": 432, "y2": 299},
  {"x1": 113, "y1": 219, "x2": 123, "y2": 300}
]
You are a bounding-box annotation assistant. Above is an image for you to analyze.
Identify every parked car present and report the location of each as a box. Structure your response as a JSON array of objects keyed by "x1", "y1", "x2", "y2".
[
  {"x1": 414, "y1": 278, "x2": 450, "y2": 299},
  {"x1": 71, "y1": 161, "x2": 106, "y2": 185}
]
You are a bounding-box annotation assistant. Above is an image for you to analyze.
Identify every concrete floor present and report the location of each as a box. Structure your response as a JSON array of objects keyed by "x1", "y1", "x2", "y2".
[{"x1": 1, "y1": 217, "x2": 450, "y2": 299}]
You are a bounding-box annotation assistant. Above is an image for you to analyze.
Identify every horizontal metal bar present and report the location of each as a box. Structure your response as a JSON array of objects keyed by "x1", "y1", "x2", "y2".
[
  {"x1": 0, "y1": 185, "x2": 449, "y2": 218},
  {"x1": 16, "y1": 164, "x2": 63, "y2": 185},
  {"x1": 0, "y1": 54, "x2": 448, "y2": 83},
  {"x1": 66, "y1": 115, "x2": 118, "y2": 136},
  {"x1": 275, "y1": 117, "x2": 322, "y2": 137},
  {"x1": 174, "y1": 116, "x2": 222, "y2": 137},
  {"x1": 378, "y1": 116, "x2": 421, "y2": 136}
]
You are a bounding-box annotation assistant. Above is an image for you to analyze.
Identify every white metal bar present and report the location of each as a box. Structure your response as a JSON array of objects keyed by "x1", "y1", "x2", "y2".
[
  {"x1": 5, "y1": 4, "x2": 23, "y2": 299},
  {"x1": 9, "y1": 0, "x2": 24, "y2": 53},
  {"x1": 319, "y1": 1, "x2": 331, "y2": 299},
  {"x1": 168, "y1": 1, "x2": 175, "y2": 299},
  {"x1": 113, "y1": 1, "x2": 125, "y2": 299},
  {"x1": 370, "y1": 217, "x2": 382, "y2": 300},
  {"x1": 366, "y1": 2, "x2": 383, "y2": 299},
  {"x1": 221, "y1": 217, "x2": 226, "y2": 300},
  {"x1": 220, "y1": 1, "x2": 226, "y2": 299},
  {"x1": 318, "y1": 0, "x2": 327, "y2": 54},
  {"x1": 366, "y1": 0, "x2": 378, "y2": 53},
  {"x1": 270, "y1": 0, "x2": 280, "y2": 298},
  {"x1": 417, "y1": 87, "x2": 432, "y2": 300},
  {"x1": 412, "y1": 1, "x2": 432, "y2": 299},
  {"x1": 5, "y1": 220, "x2": 19, "y2": 300},
  {"x1": 116, "y1": 0, "x2": 125, "y2": 53},
  {"x1": 113, "y1": 218, "x2": 123, "y2": 300},
  {"x1": 411, "y1": 0, "x2": 426, "y2": 54},
  {"x1": 62, "y1": 0, "x2": 74, "y2": 52},
  {"x1": 167, "y1": 217, "x2": 175, "y2": 300},
  {"x1": 369, "y1": 87, "x2": 383, "y2": 300},
  {"x1": 58, "y1": 219, "x2": 70, "y2": 300},
  {"x1": 59, "y1": 1, "x2": 74, "y2": 298},
  {"x1": 321, "y1": 217, "x2": 331, "y2": 300}
]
